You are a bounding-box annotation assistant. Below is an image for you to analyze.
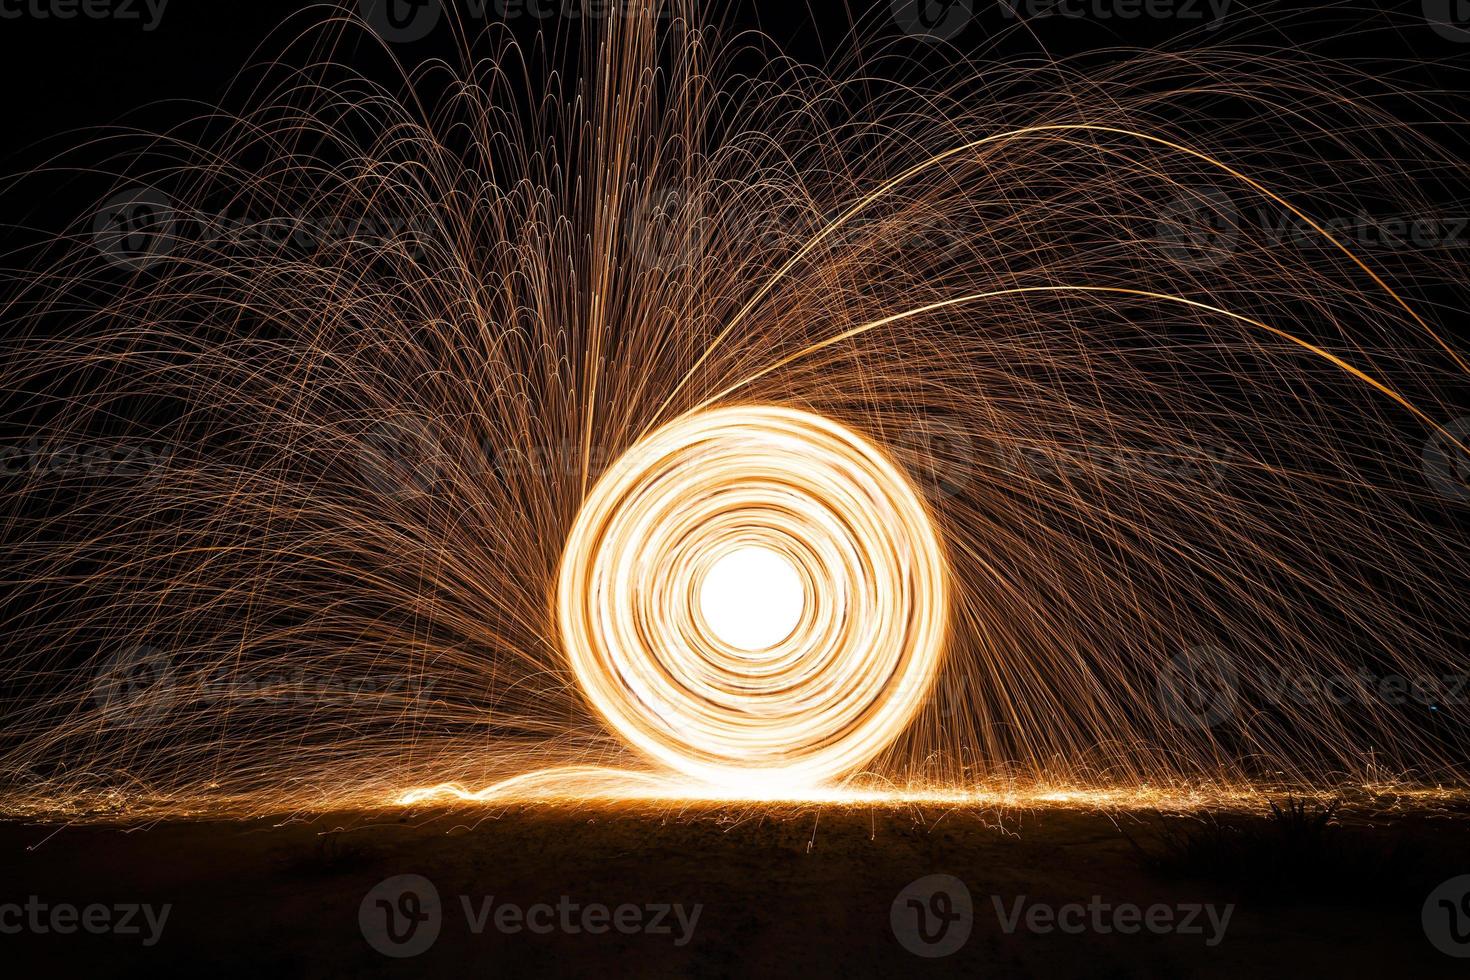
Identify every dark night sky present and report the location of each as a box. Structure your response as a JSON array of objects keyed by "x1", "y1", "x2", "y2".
[{"x1": 2, "y1": 1, "x2": 1466, "y2": 168}]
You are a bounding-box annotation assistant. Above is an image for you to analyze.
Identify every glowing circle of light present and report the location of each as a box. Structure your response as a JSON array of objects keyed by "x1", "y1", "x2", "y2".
[
  {"x1": 697, "y1": 545, "x2": 806, "y2": 651},
  {"x1": 557, "y1": 405, "x2": 948, "y2": 792}
]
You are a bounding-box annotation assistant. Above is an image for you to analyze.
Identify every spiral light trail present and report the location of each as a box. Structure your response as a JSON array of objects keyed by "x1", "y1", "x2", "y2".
[{"x1": 558, "y1": 405, "x2": 947, "y2": 791}]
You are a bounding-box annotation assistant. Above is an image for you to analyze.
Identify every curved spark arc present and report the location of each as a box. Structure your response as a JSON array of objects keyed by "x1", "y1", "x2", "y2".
[
  {"x1": 702, "y1": 286, "x2": 1453, "y2": 441},
  {"x1": 654, "y1": 123, "x2": 1468, "y2": 427}
]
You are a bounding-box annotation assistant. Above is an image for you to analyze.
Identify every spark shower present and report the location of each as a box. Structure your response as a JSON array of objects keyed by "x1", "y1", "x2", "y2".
[{"x1": 0, "y1": 1, "x2": 1468, "y2": 817}]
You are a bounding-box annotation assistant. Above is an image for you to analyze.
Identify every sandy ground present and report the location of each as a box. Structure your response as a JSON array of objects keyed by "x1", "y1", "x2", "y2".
[{"x1": 1, "y1": 800, "x2": 1468, "y2": 977}]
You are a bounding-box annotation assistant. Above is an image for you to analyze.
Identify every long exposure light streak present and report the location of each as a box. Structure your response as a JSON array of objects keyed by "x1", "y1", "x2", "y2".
[{"x1": 558, "y1": 405, "x2": 947, "y2": 791}]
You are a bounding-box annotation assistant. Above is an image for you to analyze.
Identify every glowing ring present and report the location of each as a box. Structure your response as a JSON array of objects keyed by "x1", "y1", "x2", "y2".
[{"x1": 558, "y1": 405, "x2": 948, "y2": 790}]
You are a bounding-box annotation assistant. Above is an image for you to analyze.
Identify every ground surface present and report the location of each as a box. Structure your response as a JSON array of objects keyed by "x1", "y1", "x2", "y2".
[{"x1": 2, "y1": 800, "x2": 1468, "y2": 976}]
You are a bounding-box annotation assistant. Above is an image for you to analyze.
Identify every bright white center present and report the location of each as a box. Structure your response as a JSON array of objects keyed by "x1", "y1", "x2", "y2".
[{"x1": 698, "y1": 545, "x2": 805, "y2": 651}]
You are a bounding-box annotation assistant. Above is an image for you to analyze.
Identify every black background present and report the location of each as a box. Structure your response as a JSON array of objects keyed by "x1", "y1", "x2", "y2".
[
  {"x1": 0, "y1": 0, "x2": 1467, "y2": 282},
  {"x1": 2, "y1": 1, "x2": 1469, "y2": 183}
]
